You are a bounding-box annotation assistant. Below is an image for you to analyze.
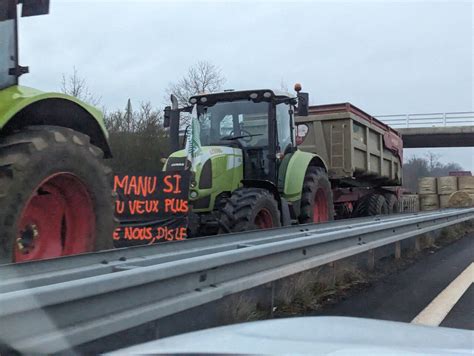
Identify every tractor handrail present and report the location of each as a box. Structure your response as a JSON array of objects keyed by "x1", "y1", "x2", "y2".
[{"x1": 1, "y1": 208, "x2": 473, "y2": 353}]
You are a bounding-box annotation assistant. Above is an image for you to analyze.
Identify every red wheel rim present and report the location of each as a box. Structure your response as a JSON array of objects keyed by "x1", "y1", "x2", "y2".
[
  {"x1": 15, "y1": 173, "x2": 96, "y2": 262},
  {"x1": 254, "y1": 208, "x2": 274, "y2": 229},
  {"x1": 313, "y1": 189, "x2": 329, "y2": 223}
]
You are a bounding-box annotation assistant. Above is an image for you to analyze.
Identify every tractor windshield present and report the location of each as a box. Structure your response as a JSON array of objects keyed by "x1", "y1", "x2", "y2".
[
  {"x1": 0, "y1": 17, "x2": 16, "y2": 89},
  {"x1": 197, "y1": 100, "x2": 269, "y2": 148}
]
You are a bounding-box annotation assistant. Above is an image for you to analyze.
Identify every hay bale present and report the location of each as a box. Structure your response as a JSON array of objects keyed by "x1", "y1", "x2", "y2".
[
  {"x1": 439, "y1": 194, "x2": 452, "y2": 209},
  {"x1": 418, "y1": 177, "x2": 437, "y2": 194},
  {"x1": 419, "y1": 194, "x2": 439, "y2": 211},
  {"x1": 448, "y1": 191, "x2": 473, "y2": 208},
  {"x1": 437, "y1": 176, "x2": 458, "y2": 195},
  {"x1": 458, "y1": 176, "x2": 474, "y2": 193}
]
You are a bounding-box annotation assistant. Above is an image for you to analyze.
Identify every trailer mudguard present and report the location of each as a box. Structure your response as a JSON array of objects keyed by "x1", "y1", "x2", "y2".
[
  {"x1": 281, "y1": 150, "x2": 328, "y2": 202},
  {"x1": 0, "y1": 85, "x2": 111, "y2": 155}
]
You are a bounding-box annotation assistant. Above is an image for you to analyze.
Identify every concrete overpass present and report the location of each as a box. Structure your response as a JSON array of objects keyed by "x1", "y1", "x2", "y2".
[{"x1": 377, "y1": 112, "x2": 474, "y2": 148}]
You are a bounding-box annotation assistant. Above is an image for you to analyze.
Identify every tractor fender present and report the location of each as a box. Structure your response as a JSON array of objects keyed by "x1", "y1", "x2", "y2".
[
  {"x1": 0, "y1": 85, "x2": 111, "y2": 156},
  {"x1": 281, "y1": 150, "x2": 328, "y2": 202}
]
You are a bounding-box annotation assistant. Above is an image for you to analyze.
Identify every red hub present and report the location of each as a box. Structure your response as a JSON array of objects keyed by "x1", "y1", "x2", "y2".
[
  {"x1": 313, "y1": 189, "x2": 329, "y2": 223},
  {"x1": 15, "y1": 173, "x2": 95, "y2": 262},
  {"x1": 254, "y1": 208, "x2": 274, "y2": 229}
]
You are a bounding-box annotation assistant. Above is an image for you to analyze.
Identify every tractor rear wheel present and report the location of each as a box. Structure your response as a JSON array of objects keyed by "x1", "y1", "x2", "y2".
[
  {"x1": 352, "y1": 193, "x2": 389, "y2": 217},
  {"x1": 299, "y1": 167, "x2": 334, "y2": 224},
  {"x1": 0, "y1": 126, "x2": 115, "y2": 264},
  {"x1": 218, "y1": 188, "x2": 281, "y2": 233}
]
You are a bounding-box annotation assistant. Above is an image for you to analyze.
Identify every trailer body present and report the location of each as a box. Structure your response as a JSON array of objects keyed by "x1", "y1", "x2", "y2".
[{"x1": 296, "y1": 103, "x2": 403, "y2": 187}]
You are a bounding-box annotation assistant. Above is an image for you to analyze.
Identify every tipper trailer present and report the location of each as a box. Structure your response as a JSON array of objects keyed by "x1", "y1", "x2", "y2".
[{"x1": 163, "y1": 85, "x2": 403, "y2": 237}]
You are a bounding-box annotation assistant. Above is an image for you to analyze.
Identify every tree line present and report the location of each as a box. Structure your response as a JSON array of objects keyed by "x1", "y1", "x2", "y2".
[
  {"x1": 60, "y1": 62, "x2": 225, "y2": 173},
  {"x1": 403, "y1": 153, "x2": 463, "y2": 193}
]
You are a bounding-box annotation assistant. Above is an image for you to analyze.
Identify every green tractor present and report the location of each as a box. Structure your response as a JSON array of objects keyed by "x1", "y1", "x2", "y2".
[
  {"x1": 163, "y1": 86, "x2": 333, "y2": 236},
  {"x1": 0, "y1": 0, "x2": 114, "y2": 263}
]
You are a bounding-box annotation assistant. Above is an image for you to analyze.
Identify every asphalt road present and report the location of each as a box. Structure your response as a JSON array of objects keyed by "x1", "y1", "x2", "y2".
[{"x1": 314, "y1": 233, "x2": 473, "y2": 329}]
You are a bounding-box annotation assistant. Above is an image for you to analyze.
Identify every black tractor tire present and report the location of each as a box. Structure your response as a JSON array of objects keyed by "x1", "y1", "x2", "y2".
[
  {"x1": 0, "y1": 126, "x2": 115, "y2": 264},
  {"x1": 299, "y1": 167, "x2": 334, "y2": 224},
  {"x1": 218, "y1": 188, "x2": 281, "y2": 233},
  {"x1": 352, "y1": 193, "x2": 389, "y2": 217},
  {"x1": 384, "y1": 193, "x2": 400, "y2": 214}
]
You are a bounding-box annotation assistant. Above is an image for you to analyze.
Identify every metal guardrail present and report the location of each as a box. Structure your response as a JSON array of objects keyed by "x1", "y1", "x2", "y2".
[
  {"x1": 1, "y1": 208, "x2": 473, "y2": 353},
  {"x1": 377, "y1": 111, "x2": 474, "y2": 128}
]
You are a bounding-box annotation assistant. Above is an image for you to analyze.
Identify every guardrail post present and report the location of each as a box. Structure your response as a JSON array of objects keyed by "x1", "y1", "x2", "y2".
[
  {"x1": 406, "y1": 114, "x2": 409, "y2": 128},
  {"x1": 395, "y1": 241, "x2": 401, "y2": 260},
  {"x1": 329, "y1": 262, "x2": 336, "y2": 288},
  {"x1": 443, "y1": 113, "x2": 447, "y2": 126},
  {"x1": 367, "y1": 249, "x2": 375, "y2": 271},
  {"x1": 270, "y1": 282, "x2": 276, "y2": 316},
  {"x1": 415, "y1": 236, "x2": 421, "y2": 252}
]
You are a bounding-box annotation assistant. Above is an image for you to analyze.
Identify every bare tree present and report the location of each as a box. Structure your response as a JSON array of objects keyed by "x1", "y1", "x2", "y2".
[
  {"x1": 425, "y1": 152, "x2": 441, "y2": 171},
  {"x1": 279, "y1": 79, "x2": 289, "y2": 93},
  {"x1": 61, "y1": 67, "x2": 101, "y2": 106},
  {"x1": 104, "y1": 99, "x2": 167, "y2": 172},
  {"x1": 165, "y1": 61, "x2": 226, "y2": 107}
]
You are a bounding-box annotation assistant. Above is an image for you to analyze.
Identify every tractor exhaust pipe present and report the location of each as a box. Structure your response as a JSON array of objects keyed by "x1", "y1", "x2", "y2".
[{"x1": 164, "y1": 94, "x2": 181, "y2": 154}]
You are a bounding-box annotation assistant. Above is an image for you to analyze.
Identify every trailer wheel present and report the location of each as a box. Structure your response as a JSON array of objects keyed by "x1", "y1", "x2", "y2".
[
  {"x1": 384, "y1": 193, "x2": 400, "y2": 214},
  {"x1": 0, "y1": 126, "x2": 115, "y2": 264},
  {"x1": 299, "y1": 167, "x2": 334, "y2": 224},
  {"x1": 218, "y1": 188, "x2": 281, "y2": 233},
  {"x1": 352, "y1": 193, "x2": 389, "y2": 217}
]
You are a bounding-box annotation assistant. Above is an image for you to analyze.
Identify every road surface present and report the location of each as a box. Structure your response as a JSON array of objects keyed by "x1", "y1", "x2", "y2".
[{"x1": 314, "y1": 233, "x2": 473, "y2": 330}]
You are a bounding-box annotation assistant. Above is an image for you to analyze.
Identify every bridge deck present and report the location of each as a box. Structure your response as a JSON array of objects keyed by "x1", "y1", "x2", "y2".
[{"x1": 398, "y1": 126, "x2": 474, "y2": 148}]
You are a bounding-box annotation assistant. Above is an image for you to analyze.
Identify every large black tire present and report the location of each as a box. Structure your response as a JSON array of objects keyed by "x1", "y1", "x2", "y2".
[
  {"x1": 0, "y1": 126, "x2": 115, "y2": 264},
  {"x1": 352, "y1": 193, "x2": 389, "y2": 217},
  {"x1": 299, "y1": 167, "x2": 334, "y2": 224},
  {"x1": 218, "y1": 188, "x2": 281, "y2": 233},
  {"x1": 384, "y1": 193, "x2": 400, "y2": 214}
]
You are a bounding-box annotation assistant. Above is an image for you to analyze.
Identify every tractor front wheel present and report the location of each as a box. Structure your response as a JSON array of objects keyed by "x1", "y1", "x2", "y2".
[
  {"x1": 0, "y1": 126, "x2": 115, "y2": 264},
  {"x1": 219, "y1": 188, "x2": 281, "y2": 233},
  {"x1": 299, "y1": 167, "x2": 334, "y2": 224}
]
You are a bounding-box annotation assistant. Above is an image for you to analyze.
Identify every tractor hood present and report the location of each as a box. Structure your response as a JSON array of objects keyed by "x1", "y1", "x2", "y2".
[{"x1": 164, "y1": 146, "x2": 243, "y2": 212}]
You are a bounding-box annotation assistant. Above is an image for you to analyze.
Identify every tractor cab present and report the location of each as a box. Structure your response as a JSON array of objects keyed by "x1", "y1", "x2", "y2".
[
  {"x1": 192, "y1": 89, "x2": 296, "y2": 183},
  {"x1": 164, "y1": 87, "x2": 313, "y2": 236},
  {"x1": 0, "y1": 0, "x2": 50, "y2": 90},
  {"x1": 166, "y1": 88, "x2": 309, "y2": 185}
]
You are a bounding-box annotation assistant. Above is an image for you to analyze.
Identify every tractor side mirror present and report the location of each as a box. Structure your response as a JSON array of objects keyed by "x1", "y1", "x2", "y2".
[
  {"x1": 297, "y1": 92, "x2": 309, "y2": 116},
  {"x1": 164, "y1": 106, "x2": 171, "y2": 128}
]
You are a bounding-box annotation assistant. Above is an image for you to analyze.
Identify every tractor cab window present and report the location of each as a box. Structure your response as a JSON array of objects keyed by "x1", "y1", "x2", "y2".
[
  {"x1": 0, "y1": 17, "x2": 16, "y2": 89},
  {"x1": 197, "y1": 100, "x2": 269, "y2": 148},
  {"x1": 276, "y1": 103, "x2": 293, "y2": 154}
]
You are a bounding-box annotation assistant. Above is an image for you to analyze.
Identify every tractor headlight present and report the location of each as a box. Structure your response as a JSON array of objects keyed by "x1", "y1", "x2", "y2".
[{"x1": 190, "y1": 190, "x2": 199, "y2": 199}]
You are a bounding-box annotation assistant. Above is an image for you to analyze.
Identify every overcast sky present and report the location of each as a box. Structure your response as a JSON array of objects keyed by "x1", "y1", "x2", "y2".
[{"x1": 18, "y1": 0, "x2": 473, "y2": 170}]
